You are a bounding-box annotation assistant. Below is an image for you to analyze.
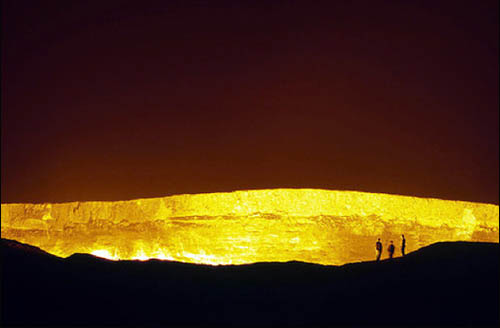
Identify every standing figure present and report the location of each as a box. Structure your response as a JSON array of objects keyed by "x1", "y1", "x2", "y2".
[
  {"x1": 388, "y1": 240, "x2": 395, "y2": 259},
  {"x1": 401, "y1": 234, "x2": 406, "y2": 256},
  {"x1": 375, "y1": 238, "x2": 382, "y2": 261}
]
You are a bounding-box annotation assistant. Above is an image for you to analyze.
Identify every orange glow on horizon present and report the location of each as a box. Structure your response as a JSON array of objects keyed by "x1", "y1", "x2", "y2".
[{"x1": 1, "y1": 189, "x2": 498, "y2": 265}]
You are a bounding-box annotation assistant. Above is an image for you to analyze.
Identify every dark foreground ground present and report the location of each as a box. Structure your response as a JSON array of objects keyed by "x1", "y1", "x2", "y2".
[{"x1": 2, "y1": 238, "x2": 499, "y2": 327}]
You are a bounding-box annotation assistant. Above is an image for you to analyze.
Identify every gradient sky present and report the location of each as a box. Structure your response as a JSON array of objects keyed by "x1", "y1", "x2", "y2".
[{"x1": 2, "y1": 0, "x2": 498, "y2": 204}]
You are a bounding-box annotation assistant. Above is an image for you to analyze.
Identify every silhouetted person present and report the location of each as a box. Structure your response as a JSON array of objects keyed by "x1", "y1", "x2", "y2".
[
  {"x1": 401, "y1": 234, "x2": 406, "y2": 256},
  {"x1": 388, "y1": 240, "x2": 395, "y2": 259},
  {"x1": 375, "y1": 238, "x2": 382, "y2": 261}
]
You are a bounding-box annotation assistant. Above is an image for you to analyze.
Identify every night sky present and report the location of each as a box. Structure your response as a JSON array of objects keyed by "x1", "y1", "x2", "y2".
[{"x1": 2, "y1": 0, "x2": 498, "y2": 204}]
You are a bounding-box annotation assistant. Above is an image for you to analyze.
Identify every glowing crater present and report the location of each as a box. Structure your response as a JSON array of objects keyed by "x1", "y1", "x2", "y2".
[{"x1": 1, "y1": 189, "x2": 498, "y2": 265}]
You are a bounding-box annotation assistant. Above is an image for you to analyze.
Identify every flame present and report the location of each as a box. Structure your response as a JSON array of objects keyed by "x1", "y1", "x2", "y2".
[
  {"x1": 91, "y1": 249, "x2": 117, "y2": 260},
  {"x1": 1, "y1": 189, "x2": 498, "y2": 265}
]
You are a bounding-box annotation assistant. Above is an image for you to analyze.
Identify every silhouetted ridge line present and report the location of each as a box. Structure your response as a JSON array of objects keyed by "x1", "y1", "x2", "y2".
[
  {"x1": 1, "y1": 238, "x2": 57, "y2": 258},
  {"x1": 2, "y1": 238, "x2": 498, "y2": 326}
]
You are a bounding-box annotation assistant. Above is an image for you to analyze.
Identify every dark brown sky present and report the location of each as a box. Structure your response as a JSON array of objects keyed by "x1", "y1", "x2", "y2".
[{"x1": 2, "y1": 0, "x2": 498, "y2": 204}]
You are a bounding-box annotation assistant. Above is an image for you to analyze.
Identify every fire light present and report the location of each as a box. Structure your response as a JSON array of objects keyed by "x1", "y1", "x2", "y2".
[{"x1": 1, "y1": 189, "x2": 498, "y2": 265}]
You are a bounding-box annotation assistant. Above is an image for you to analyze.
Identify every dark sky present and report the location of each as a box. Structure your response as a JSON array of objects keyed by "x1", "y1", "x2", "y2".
[{"x1": 2, "y1": 0, "x2": 498, "y2": 204}]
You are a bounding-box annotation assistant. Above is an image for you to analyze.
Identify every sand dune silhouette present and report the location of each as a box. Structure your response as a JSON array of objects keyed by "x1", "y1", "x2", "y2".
[{"x1": 2, "y1": 238, "x2": 498, "y2": 326}]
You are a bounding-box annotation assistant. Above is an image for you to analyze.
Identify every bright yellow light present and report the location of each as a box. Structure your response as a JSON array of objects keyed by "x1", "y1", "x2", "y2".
[
  {"x1": 1, "y1": 189, "x2": 498, "y2": 265},
  {"x1": 91, "y1": 249, "x2": 117, "y2": 260}
]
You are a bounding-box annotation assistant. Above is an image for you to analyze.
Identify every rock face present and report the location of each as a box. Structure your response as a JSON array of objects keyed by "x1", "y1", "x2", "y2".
[{"x1": 1, "y1": 189, "x2": 498, "y2": 265}]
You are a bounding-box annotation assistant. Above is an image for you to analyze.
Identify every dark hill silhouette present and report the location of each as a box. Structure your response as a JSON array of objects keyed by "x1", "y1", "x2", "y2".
[
  {"x1": 2, "y1": 238, "x2": 498, "y2": 326},
  {"x1": 2, "y1": 238, "x2": 59, "y2": 258}
]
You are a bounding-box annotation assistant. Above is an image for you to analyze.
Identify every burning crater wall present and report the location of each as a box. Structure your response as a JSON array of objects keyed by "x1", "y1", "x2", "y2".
[{"x1": 1, "y1": 189, "x2": 498, "y2": 265}]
